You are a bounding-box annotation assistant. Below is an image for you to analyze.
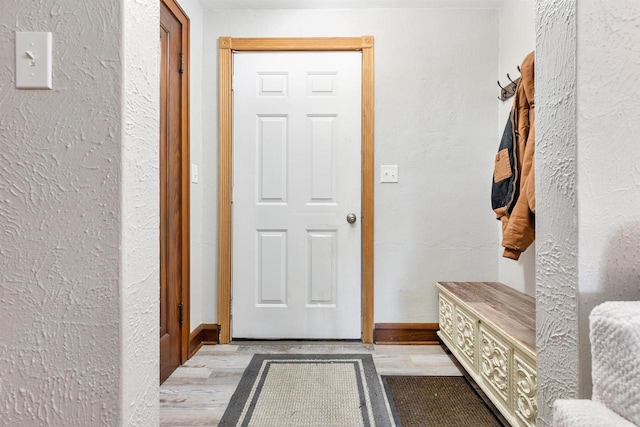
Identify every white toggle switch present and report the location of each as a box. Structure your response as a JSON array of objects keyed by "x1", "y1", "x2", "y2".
[
  {"x1": 380, "y1": 165, "x2": 399, "y2": 183},
  {"x1": 16, "y1": 32, "x2": 53, "y2": 89},
  {"x1": 191, "y1": 164, "x2": 199, "y2": 183}
]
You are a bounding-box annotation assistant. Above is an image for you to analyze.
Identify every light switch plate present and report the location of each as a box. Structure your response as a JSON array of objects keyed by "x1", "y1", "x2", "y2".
[
  {"x1": 16, "y1": 32, "x2": 52, "y2": 89},
  {"x1": 191, "y1": 164, "x2": 199, "y2": 183},
  {"x1": 380, "y1": 165, "x2": 399, "y2": 183}
]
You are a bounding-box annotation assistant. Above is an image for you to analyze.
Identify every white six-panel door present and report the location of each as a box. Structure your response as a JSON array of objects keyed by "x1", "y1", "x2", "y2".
[{"x1": 232, "y1": 52, "x2": 362, "y2": 339}]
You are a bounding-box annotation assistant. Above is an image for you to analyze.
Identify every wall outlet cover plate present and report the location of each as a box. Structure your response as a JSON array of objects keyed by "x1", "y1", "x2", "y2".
[{"x1": 380, "y1": 165, "x2": 399, "y2": 183}]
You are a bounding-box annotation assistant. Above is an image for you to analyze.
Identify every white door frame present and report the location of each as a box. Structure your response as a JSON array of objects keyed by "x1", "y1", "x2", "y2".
[{"x1": 217, "y1": 36, "x2": 375, "y2": 344}]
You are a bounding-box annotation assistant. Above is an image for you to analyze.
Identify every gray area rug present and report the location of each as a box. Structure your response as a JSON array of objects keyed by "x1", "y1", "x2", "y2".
[{"x1": 219, "y1": 354, "x2": 392, "y2": 427}]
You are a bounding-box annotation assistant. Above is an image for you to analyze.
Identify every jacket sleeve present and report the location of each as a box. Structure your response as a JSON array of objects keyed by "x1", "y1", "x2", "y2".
[
  {"x1": 502, "y1": 178, "x2": 535, "y2": 259},
  {"x1": 502, "y1": 120, "x2": 535, "y2": 260}
]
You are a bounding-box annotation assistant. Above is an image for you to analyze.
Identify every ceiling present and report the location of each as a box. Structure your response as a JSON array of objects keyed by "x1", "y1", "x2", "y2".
[{"x1": 198, "y1": 0, "x2": 504, "y2": 11}]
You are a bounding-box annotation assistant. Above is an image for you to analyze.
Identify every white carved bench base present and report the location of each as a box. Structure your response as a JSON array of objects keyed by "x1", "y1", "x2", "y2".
[{"x1": 436, "y1": 281, "x2": 537, "y2": 427}]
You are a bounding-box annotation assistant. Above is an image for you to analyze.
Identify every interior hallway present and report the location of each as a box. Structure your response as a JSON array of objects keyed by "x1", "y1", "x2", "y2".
[{"x1": 159, "y1": 342, "x2": 462, "y2": 426}]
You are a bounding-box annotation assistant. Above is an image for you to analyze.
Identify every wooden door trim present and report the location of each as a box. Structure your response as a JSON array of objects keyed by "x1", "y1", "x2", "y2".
[
  {"x1": 217, "y1": 36, "x2": 374, "y2": 344},
  {"x1": 161, "y1": 0, "x2": 190, "y2": 364}
]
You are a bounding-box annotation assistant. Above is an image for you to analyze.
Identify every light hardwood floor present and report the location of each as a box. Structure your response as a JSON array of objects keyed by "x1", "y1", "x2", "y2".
[{"x1": 160, "y1": 342, "x2": 461, "y2": 426}]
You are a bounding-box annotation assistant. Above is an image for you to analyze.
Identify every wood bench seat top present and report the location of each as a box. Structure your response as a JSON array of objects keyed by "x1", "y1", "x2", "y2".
[{"x1": 436, "y1": 281, "x2": 536, "y2": 356}]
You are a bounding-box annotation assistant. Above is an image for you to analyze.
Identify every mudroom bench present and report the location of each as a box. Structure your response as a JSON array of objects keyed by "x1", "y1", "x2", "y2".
[{"x1": 436, "y1": 281, "x2": 537, "y2": 427}]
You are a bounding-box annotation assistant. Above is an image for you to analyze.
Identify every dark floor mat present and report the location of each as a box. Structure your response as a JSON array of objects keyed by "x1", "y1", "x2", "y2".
[{"x1": 382, "y1": 376, "x2": 502, "y2": 427}]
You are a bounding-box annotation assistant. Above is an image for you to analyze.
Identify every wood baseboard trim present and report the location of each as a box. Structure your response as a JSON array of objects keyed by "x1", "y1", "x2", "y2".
[
  {"x1": 189, "y1": 323, "x2": 220, "y2": 358},
  {"x1": 373, "y1": 323, "x2": 440, "y2": 345}
]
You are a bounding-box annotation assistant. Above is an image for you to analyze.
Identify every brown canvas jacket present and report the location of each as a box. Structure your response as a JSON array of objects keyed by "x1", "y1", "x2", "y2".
[{"x1": 496, "y1": 51, "x2": 535, "y2": 260}]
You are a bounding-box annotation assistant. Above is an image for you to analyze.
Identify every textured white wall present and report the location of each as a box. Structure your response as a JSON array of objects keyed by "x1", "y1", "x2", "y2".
[
  {"x1": 1, "y1": 1, "x2": 119, "y2": 425},
  {"x1": 575, "y1": 0, "x2": 640, "y2": 400},
  {"x1": 0, "y1": 1, "x2": 123, "y2": 424},
  {"x1": 536, "y1": 0, "x2": 640, "y2": 425},
  {"x1": 537, "y1": 1, "x2": 640, "y2": 425},
  {"x1": 535, "y1": 0, "x2": 579, "y2": 425},
  {"x1": 200, "y1": 6, "x2": 500, "y2": 323},
  {"x1": 496, "y1": 0, "x2": 536, "y2": 295},
  {"x1": 176, "y1": 0, "x2": 206, "y2": 331},
  {"x1": 121, "y1": 0, "x2": 160, "y2": 425},
  {"x1": 199, "y1": 8, "x2": 218, "y2": 325},
  {"x1": 0, "y1": 0, "x2": 159, "y2": 425}
]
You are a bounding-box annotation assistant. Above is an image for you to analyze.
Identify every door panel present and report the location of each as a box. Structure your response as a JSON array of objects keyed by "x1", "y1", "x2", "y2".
[
  {"x1": 308, "y1": 115, "x2": 337, "y2": 203},
  {"x1": 307, "y1": 230, "x2": 337, "y2": 305},
  {"x1": 257, "y1": 230, "x2": 287, "y2": 306},
  {"x1": 159, "y1": 2, "x2": 183, "y2": 384},
  {"x1": 257, "y1": 116, "x2": 288, "y2": 203},
  {"x1": 232, "y1": 52, "x2": 362, "y2": 339}
]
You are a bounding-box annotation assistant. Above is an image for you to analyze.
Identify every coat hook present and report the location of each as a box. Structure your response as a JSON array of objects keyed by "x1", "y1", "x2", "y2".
[
  {"x1": 497, "y1": 80, "x2": 507, "y2": 100},
  {"x1": 517, "y1": 65, "x2": 521, "y2": 73},
  {"x1": 507, "y1": 73, "x2": 516, "y2": 84}
]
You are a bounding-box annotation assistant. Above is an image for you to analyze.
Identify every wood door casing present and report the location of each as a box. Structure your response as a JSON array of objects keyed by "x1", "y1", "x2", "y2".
[
  {"x1": 217, "y1": 37, "x2": 375, "y2": 344},
  {"x1": 160, "y1": 0, "x2": 190, "y2": 384}
]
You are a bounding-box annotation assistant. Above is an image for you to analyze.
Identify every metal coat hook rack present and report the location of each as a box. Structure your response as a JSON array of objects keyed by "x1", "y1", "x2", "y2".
[{"x1": 497, "y1": 65, "x2": 521, "y2": 101}]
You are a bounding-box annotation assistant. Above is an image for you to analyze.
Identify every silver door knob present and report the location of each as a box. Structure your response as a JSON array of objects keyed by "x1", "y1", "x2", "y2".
[{"x1": 346, "y1": 213, "x2": 357, "y2": 224}]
